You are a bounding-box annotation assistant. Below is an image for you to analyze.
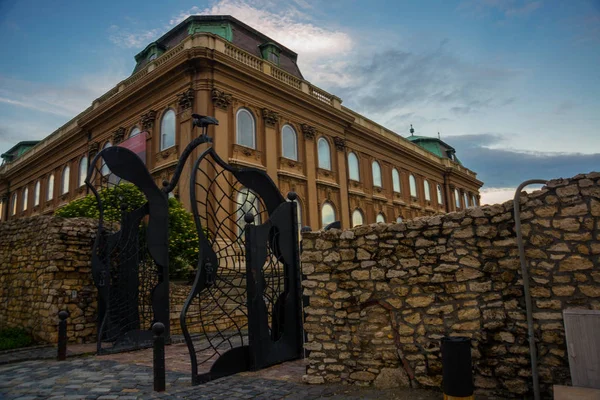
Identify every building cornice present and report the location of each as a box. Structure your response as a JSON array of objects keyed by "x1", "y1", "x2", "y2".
[{"x1": 0, "y1": 32, "x2": 479, "y2": 187}]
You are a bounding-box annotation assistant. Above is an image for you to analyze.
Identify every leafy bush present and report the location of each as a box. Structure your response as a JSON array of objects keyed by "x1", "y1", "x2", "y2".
[
  {"x1": 0, "y1": 327, "x2": 33, "y2": 351},
  {"x1": 55, "y1": 184, "x2": 199, "y2": 280}
]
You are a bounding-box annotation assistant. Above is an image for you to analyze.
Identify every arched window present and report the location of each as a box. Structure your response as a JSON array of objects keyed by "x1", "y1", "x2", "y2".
[
  {"x1": 352, "y1": 209, "x2": 364, "y2": 227},
  {"x1": 47, "y1": 174, "x2": 55, "y2": 201},
  {"x1": 409, "y1": 174, "x2": 417, "y2": 197},
  {"x1": 34, "y1": 181, "x2": 41, "y2": 207},
  {"x1": 22, "y1": 187, "x2": 28, "y2": 211},
  {"x1": 472, "y1": 195, "x2": 478, "y2": 207},
  {"x1": 464, "y1": 192, "x2": 469, "y2": 208},
  {"x1": 79, "y1": 156, "x2": 88, "y2": 187},
  {"x1": 160, "y1": 109, "x2": 176, "y2": 150},
  {"x1": 281, "y1": 124, "x2": 297, "y2": 160},
  {"x1": 317, "y1": 137, "x2": 331, "y2": 170},
  {"x1": 321, "y1": 202, "x2": 335, "y2": 228},
  {"x1": 424, "y1": 179, "x2": 431, "y2": 201},
  {"x1": 101, "y1": 142, "x2": 112, "y2": 176},
  {"x1": 348, "y1": 152, "x2": 360, "y2": 181},
  {"x1": 130, "y1": 126, "x2": 141, "y2": 138},
  {"x1": 372, "y1": 161, "x2": 382, "y2": 187},
  {"x1": 236, "y1": 108, "x2": 256, "y2": 149},
  {"x1": 236, "y1": 188, "x2": 260, "y2": 235},
  {"x1": 376, "y1": 213, "x2": 385, "y2": 223},
  {"x1": 455, "y1": 188, "x2": 461, "y2": 208},
  {"x1": 396, "y1": 216, "x2": 403, "y2": 223},
  {"x1": 392, "y1": 168, "x2": 401, "y2": 193},
  {"x1": 11, "y1": 193, "x2": 17, "y2": 215},
  {"x1": 61, "y1": 166, "x2": 70, "y2": 195},
  {"x1": 437, "y1": 184, "x2": 443, "y2": 204}
]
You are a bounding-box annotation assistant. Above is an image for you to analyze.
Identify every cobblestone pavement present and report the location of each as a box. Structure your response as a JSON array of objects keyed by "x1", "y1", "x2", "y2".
[{"x1": 0, "y1": 356, "x2": 443, "y2": 399}]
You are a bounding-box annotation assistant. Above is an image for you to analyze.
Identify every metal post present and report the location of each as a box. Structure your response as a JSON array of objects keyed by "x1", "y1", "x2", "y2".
[
  {"x1": 152, "y1": 322, "x2": 166, "y2": 392},
  {"x1": 57, "y1": 310, "x2": 69, "y2": 361},
  {"x1": 514, "y1": 179, "x2": 546, "y2": 400},
  {"x1": 441, "y1": 336, "x2": 474, "y2": 400}
]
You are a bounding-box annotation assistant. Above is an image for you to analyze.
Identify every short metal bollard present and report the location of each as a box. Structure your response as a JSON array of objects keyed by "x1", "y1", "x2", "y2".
[
  {"x1": 57, "y1": 310, "x2": 69, "y2": 361},
  {"x1": 441, "y1": 336, "x2": 474, "y2": 400},
  {"x1": 152, "y1": 322, "x2": 166, "y2": 392}
]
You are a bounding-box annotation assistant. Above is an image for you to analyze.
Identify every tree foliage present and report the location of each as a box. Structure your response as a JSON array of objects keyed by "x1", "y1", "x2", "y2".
[{"x1": 55, "y1": 184, "x2": 199, "y2": 280}]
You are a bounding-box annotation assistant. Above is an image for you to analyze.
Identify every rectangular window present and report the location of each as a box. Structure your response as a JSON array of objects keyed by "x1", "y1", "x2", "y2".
[{"x1": 268, "y1": 52, "x2": 279, "y2": 64}]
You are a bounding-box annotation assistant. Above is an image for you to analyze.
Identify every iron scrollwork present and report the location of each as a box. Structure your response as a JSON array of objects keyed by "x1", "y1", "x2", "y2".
[{"x1": 86, "y1": 114, "x2": 216, "y2": 354}]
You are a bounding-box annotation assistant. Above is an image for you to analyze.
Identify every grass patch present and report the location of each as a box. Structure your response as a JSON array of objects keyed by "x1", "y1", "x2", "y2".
[{"x1": 0, "y1": 327, "x2": 33, "y2": 351}]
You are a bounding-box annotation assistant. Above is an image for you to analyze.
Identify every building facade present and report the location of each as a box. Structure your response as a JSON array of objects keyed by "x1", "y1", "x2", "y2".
[{"x1": 0, "y1": 15, "x2": 482, "y2": 230}]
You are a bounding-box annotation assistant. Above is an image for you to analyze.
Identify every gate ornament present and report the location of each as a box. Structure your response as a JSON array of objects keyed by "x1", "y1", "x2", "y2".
[
  {"x1": 87, "y1": 110, "x2": 304, "y2": 383},
  {"x1": 86, "y1": 114, "x2": 215, "y2": 354}
]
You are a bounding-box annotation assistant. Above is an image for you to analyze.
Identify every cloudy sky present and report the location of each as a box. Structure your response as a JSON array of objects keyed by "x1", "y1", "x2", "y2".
[{"x1": 1, "y1": 0, "x2": 599, "y2": 204}]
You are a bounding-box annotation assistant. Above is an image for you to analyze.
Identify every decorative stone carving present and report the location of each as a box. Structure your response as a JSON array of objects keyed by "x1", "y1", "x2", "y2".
[
  {"x1": 156, "y1": 147, "x2": 176, "y2": 161},
  {"x1": 333, "y1": 136, "x2": 346, "y2": 151},
  {"x1": 177, "y1": 88, "x2": 195, "y2": 110},
  {"x1": 141, "y1": 110, "x2": 157, "y2": 130},
  {"x1": 112, "y1": 127, "x2": 126, "y2": 144},
  {"x1": 88, "y1": 142, "x2": 100, "y2": 158},
  {"x1": 262, "y1": 108, "x2": 279, "y2": 127},
  {"x1": 211, "y1": 88, "x2": 232, "y2": 110},
  {"x1": 301, "y1": 124, "x2": 316, "y2": 140}
]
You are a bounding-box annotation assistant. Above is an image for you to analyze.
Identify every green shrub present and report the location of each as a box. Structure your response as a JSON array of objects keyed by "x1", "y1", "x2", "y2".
[
  {"x1": 55, "y1": 185, "x2": 199, "y2": 280},
  {"x1": 0, "y1": 327, "x2": 33, "y2": 351}
]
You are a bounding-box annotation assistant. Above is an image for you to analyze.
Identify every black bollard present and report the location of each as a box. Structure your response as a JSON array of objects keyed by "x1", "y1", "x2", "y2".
[
  {"x1": 152, "y1": 322, "x2": 166, "y2": 392},
  {"x1": 441, "y1": 336, "x2": 474, "y2": 400},
  {"x1": 57, "y1": 310, "x2": 69, "y2": 361}
]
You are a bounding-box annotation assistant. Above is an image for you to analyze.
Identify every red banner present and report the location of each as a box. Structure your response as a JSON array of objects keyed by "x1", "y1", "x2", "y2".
[{"x1": 119, "y1": 132, "x2": 147, "y2": 165}]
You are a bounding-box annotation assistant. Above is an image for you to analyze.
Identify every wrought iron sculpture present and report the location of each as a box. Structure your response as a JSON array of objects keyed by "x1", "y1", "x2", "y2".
[
  {"x1": 87, "y1": 109, "x2": 304, "y2": 378},
  {"x1": 87, "y1": 114, "x2": 215, "y2": 354},
  {"x1": 181, "y1": 140, "x2": 304, "y2": 384}
]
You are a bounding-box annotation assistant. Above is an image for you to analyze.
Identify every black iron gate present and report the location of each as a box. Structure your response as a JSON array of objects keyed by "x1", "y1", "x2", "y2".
[
  {"x1": 87, "y1": 113, "x2": 303, "y2": 376},
  {"x1": 181, "y1": 146, "x2": 304, "y2": 384}
]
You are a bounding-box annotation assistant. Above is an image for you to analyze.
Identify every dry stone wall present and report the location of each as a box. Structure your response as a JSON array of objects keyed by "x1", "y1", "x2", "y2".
[
  {"x1": 0, "y1": 216, "x2": 248, "y2": 345},
  {"x1": 0, "y1": 216, "x2": 98, "y2": 344},
  {"x1": 301, "y1": 172, "x2": 600, "y2": 398}
]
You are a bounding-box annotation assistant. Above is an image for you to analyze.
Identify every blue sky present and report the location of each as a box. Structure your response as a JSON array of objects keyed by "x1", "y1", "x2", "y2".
[{"x1": 1, "y1": 0, "x2": 599, "y2": 204}]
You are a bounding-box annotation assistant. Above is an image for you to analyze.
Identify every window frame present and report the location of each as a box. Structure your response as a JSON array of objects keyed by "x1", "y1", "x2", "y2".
[
  {"x1": 409, "y1": 174, "x2": 418, "y2": 198},
  {"x1": 317, "y1": 137, "x2": 332, "y2": 170},
  {"x1": 46, "y1": 174, "x2": 55, "y2": 201},
  {"x1": 236, "y1": 108, "x2": 256, "y2": 149},
  {"x1": 61, "y1": 165, "x2": 70, "y2": 195},
  {"x1": 101, "y1": 142, "x2": 112, "y2": 176},
  {"x1": 392, "y1": 168, "x2": 401, "y2": 193},
  {"x1": 455, "y1": 188, "x2": 461, "y2": 208},
  {"x1": 281, "y1": 124, "x2": 298, "y2": 161},
  {"x1": 321, "y1": 201, "x2": 336, "y2": 228},
  {"x1": 352, "y1": 209, "x2": 364, "y2": 227},
  {"x1": 11, "y1": 192, "x2": 17, "y2": 215},
  {"x1": 437, "y1": 184, "x2": 443, "y2": 205},
  {"x1": 236, "y1": 187, "x2": 261, "y2": 236},
  {"x1": 79, "y1": 156, "x2": 88, "y2": 187},
  {"x1": 34, "y1": 180, "x2": 41, "y2": 207},
  {"x1": 129, "y1": 126, "x2": 141, "y2": 138},
  {"x1": 22, "y1": 187, "x2": 28, "y2": 211},
  {"x1": 372, "y1": 160, "x2": 382, "y2": 188},
  {"x1": 424, "y1": 179, "x2": 431, "y2": 201},
  {"x1": 160, "y1": 109, "x2": 176, "y2": 151},
  {"x1": 347, "y1": 152, "x2": 360, "y2": 181}
]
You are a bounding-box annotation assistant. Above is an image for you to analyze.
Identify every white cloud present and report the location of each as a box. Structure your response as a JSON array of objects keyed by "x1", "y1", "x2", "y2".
[
  {"x1": 108, "y1": 24, "x2": 162, "y2": 49},
  {"x1": 479, "y1": 185, "x2": 544, "y2": 205},
  {"x1": 112, "y1": 0, "x2": 354, "y2": 82}
]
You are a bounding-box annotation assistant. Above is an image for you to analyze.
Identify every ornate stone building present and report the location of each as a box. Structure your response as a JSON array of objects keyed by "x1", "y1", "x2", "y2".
[{"x1": 0, "y1": 15, "x2": 482, "y2": 230}]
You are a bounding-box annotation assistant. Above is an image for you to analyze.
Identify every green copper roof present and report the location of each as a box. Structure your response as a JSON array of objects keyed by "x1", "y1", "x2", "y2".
[{"x1": 406, "y1": 135, "x2": 462, "y2": 165}]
